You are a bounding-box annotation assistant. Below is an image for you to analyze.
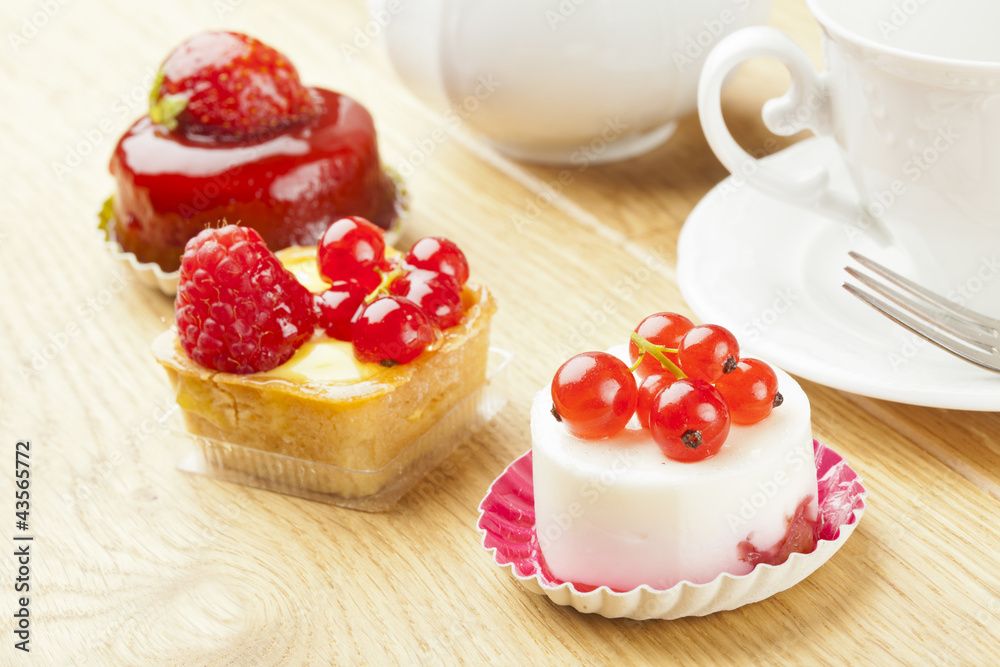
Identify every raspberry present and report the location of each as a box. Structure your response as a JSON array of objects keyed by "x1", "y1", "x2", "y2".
[
  {"x1": 175, "y1": 225, "x2": 315, "y2": 373},
  {"x1": 150, "y1": 31, "x2": 318, "y2": 141}
]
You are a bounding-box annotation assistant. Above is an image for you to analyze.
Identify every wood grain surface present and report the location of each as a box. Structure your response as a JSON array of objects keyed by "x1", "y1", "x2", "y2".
[{"x1": 2, "y1": 0, "x2": 999, "y2": 664}]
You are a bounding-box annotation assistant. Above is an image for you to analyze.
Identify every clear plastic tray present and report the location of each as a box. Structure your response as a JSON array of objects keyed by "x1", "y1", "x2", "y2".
[{"x1": 161, "y1": 347, "x2": 512, "y2": 511}]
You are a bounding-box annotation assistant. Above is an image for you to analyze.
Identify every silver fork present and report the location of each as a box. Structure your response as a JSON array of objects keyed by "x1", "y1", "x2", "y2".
[{"x1": 843, "y1": 251, "x2": 1000, "y2": 373}]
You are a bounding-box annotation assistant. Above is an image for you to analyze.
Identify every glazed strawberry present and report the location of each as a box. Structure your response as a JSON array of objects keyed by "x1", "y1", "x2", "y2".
[
  {"x1": 175, "y1": 225, "x2": 315, "y2": 373},
  {"x1": 107, "y1": 33, "x2": 402, "y2": 273},
  {"x1": 150, "y1": 31, "x2": 318, "y2": 141}
]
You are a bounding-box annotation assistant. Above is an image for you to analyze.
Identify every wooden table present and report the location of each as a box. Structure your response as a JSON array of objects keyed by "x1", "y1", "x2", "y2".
[{"x1": 3, "y1": 0, "x2": 999, "y2": 663}]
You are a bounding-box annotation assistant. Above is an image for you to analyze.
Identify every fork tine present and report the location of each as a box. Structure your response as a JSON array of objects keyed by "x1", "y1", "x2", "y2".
[
  {"x1": 842, "y1": 282, "x2": 1000, "y2": 373},
  {"x1": 848, "y1": 251, "x2": 1000, "y2": 333},
  {"x1": 844, "y1": 267, "x2": 998, "y2": 349}
]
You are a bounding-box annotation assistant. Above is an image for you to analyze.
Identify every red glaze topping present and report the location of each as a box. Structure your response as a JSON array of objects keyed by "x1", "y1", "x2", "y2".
[{"x1": 109, "y1": 88, "x2": 401, "y2": 272}]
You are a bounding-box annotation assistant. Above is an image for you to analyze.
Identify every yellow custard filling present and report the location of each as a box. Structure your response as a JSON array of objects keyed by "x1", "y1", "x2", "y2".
[
  {"x1": 259, "y1": 338, "x2": 384, "y2": 383},
  {"x1": 277, "y1": 244, "x2": 402, "y2": 294},
  {"x1": 278, "y1": 245, "x2": 329, "y2": 293}
]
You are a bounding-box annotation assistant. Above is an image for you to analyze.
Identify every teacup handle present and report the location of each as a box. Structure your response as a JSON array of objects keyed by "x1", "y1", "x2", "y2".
[{"x1": 698, "y1": 27, "x2": 833, "y2": 204}]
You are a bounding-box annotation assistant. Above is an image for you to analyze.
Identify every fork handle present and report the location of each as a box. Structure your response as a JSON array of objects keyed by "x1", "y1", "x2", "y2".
[{"x1": 698, "y1": 27, "x2": 835, "y2": 204}]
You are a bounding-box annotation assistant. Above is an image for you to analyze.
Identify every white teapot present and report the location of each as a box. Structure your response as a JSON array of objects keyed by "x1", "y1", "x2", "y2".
[{"x1": 370, "y1": 0, "x2": 770, "y2": 164}]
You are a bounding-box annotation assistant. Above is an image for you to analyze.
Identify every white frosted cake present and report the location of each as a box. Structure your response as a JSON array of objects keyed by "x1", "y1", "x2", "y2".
[{"x1": 532, "y1": 349, "x2": 818, "y2": 591}]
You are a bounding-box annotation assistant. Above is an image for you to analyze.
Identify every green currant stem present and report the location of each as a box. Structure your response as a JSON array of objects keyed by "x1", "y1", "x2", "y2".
[
  {"x1": 364, "y1": 266, "x2": 404, "y2": 304},
  {"x1": 629, "y1": 332, "x2": 686, "y2": 379},
  {"x1": 626, "y1": 356, "x2": 641, "y2": 373}
]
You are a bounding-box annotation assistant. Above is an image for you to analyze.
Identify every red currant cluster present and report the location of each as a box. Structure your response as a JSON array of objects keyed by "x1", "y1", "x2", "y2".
[
  {"x1": 550, "y1": 312, "x2": 783, "y2": 462},
  {"x1": 315, "y1": 216, "x2": 470, "y2": 366}
]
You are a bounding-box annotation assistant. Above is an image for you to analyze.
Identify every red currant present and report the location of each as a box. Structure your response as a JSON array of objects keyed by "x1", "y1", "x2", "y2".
[
  {"x1": 378, "y1": 254, "x2": 400, "y2": 273},
  {"x1": 317, "y1": 216, "x2": 386, "y2": 284},
  {"x1": 648, "y1": 379, "x2": 731, "y2": 462},
  {"x1": 315, "y1": 281, "x2": 367, "y2": 341},
  {"x1": 352, "y1": 295, "x2": 434, "y2": 366},
  {"x1": 404, "y1": 237, "x2": 470, "y2": 286},
  {"x1": 355, "y1": 267, "x2": 383, "y2": 294},
  {"x1": 636, "y1": 373, "x2": 677, "y2": 429},
  {"x1": 677, "y1": 324, "x2": 740, "y2": 383},
  {"x1": 628, "y1": 312, "x2": 694, "y2": 379},
  {"x1": 713, "y1": 358, "x2": 781, "y2": 425},
  {"x1": 389, "y1": 269, "x2": 464, "y2": 329},
  {"x1": 551, "y1": 352, "x2": 638, "y2": 439}
]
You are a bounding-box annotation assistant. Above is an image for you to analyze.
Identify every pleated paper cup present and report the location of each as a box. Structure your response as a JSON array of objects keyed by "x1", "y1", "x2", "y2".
[{"x1": 477, "y1": 440, "x2": 866, "y2": 620}]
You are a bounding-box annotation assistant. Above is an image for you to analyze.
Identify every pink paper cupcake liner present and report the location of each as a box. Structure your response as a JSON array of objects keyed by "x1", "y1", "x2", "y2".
[{"x1": 477, "y1": 440, "x2": 866, "y2": 619}]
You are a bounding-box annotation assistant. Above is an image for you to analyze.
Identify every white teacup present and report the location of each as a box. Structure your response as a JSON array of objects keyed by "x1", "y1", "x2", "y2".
[
  {"x1": 699, "y1": 0, "x2": 1000, "y2": 310},
  {"x1": 371, "y1": 0, "x2": 770, "y2": 165}
]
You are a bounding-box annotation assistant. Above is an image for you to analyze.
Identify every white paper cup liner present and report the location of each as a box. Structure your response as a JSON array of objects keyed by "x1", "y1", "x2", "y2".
[
  {"x1": 98, "y1": 228, "x2": 179, "y2": 295},
  {"x1": 477, "y1": 440, "x2": 866, "y2": 620}
]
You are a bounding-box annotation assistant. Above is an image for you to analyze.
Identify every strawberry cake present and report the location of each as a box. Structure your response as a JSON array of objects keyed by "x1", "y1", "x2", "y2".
[
  {"x1": 533, "y1": 314, "x2": 818, "y2": 590},
  {"x1": 104, "y1": 31, "x2": 402, "y2": 273}
]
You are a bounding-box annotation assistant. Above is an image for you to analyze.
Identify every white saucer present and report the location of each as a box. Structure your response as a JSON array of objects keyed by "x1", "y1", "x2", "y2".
[{"x1": 678, "y1": 136, "x2": 1000, "y2": 410}]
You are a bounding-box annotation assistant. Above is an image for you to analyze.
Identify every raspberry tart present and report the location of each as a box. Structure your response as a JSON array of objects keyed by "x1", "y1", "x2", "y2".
[
  {"x1": 103, "y1": 31, "x2": 403, "y2": 277},
  {"x1": 532, "y1": 313, "x2": 818, "y2": 591},
  {"x1": 152, "y1": 221, "x2": 496, "y2": 505}
]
